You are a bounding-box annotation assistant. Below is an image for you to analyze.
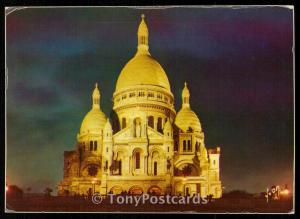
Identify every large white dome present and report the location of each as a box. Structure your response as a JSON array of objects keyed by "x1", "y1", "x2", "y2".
[{"x1": 115, "y1": 53, "x2": 171, "y2": 93}]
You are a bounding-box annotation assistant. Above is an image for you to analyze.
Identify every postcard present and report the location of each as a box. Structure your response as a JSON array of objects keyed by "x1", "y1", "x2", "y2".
[{"x1": 5, "y1": 6, "x2": 294, "y2": 213}]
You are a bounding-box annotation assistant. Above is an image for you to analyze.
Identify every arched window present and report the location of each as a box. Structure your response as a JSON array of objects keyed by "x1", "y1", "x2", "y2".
[
  {"x1": 154, "y1": 161, "x2": 157, "y2": 176},
  {"x1": 174, "y1": 141, "x2": 178, "y2": 151},
  {"x1": 135, "y1": 152, "x2": 140, "y2": 169},
  {"x1": 183, "y1": 140, "x2": 186, "y2": 151},
  {"x1": 122, "y1": 118, "x2": 126, "y2": 129},
  {"x1": 148, "y1": 116, "x2": 154, "y2": 128},
  {"x1": 94, "y1": 141, "x2": 97, "y2": 151},
  {"x1": 90, "y1": 141, "x2": 93, "y2": 151},
  {"x1": 187, "y1": 140, "x2": 191, "y2": 151},
  {"x1": 157, "y1": 117, "x2": 162, "y2": 133}
]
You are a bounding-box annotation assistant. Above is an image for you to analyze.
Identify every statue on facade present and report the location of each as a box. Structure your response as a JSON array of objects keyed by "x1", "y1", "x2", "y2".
[{"x1": 136, "y1": 121, "x2": 141, "y2": 138}]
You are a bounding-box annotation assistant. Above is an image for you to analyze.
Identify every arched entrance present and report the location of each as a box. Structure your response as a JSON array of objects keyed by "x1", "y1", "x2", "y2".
[
  {"x1": 148, "y1": 116, "x2": 154, "y2": 128},
  {"x1": 148, "y1": 186, "x2": 163, "y2": 195},
  {"x1": 110, "y1": 186, "x2": 123, "y2": 195},
  {"x1": 129, "y1": 186, "x2": 143, "y2": 195}
]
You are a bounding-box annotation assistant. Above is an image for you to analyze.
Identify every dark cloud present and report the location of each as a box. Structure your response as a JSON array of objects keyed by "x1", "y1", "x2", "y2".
[{"x1": 12, "y1": 82, "x2": 59, "y2": 106}]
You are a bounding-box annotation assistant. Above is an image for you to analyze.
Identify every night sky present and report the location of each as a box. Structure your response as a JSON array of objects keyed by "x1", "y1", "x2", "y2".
[{"x1": 6, "y1": 7, "x2": 294, "y2": 193}]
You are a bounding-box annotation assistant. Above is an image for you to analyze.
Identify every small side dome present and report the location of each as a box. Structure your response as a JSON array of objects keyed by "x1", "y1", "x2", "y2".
[
  {"x1": 79, "y1": 83, "x2": 107, "y2": 135},
  {"x1": 80, "y1": 110, "x2": 107, "y2": 134},
  {"x1": 175, "y1": 82, "x2": 202, "y2": 132},
  {"x1": 175, "y1": 108, "x2": 202, "y2": 132}
]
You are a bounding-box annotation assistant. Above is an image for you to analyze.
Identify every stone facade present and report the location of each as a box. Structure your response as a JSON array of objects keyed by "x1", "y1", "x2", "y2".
[{"x1": 58, "y1": 14, "x2": 222, "y2": 198}]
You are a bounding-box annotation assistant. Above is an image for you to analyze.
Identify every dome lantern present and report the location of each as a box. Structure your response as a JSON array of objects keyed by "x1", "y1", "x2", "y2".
[
  {"x1": 137, "y1": 14, "x2": 150, "y2": 55},
  {"x1": 92, "y1": 82, "x2": 101, "y2": 110},
  {"x1": 182, "y1": 82, "x2": 190, "y2": 109}
]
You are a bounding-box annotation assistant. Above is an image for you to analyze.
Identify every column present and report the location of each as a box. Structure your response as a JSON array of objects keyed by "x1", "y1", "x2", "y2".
[
  {"x1": 148, "y1": 156, "x2": 152, "y2": 175},
  {"x1": 129, "y1": 156, "x2": 132, "y2": 175},
  {"x1": 154, "y1": 117, "x2": 158, "y2": 132},
  {"x1": 144, "y1": 156, "x2": 148, "y2": 175}
]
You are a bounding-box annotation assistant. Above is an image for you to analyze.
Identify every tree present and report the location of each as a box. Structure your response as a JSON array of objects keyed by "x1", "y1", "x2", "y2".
[
  {"x1": 182, "y1": 165, "x2": 192, "y2": 177},
  {"x1": 223, "y1": 190, "x2": 253, "y2": 199},
  {"x1": 6, "y1": 185, "x2": 23, "y2": 198},
  {"x1": 26, "y1": 187, "x2": 31, "y2": 193},
  {"x1": 207, "y1": 194, "x2": 214, "y2": 202},
  {"x1": 44, "y1": 187, "x2": 53, "y2": 197}
]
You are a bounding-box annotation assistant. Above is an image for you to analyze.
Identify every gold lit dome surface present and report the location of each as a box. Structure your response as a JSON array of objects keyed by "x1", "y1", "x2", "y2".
[
  {"x1": 115, "y1": 53, "x2": 171, "y2": 92},
  {"x1": 80, "y1": 109, "x2": 107, "y2": 134},
  {"x1": 80, "y1": 83, "x2": 107, "y2": 134},
  {"x1": 175, "y1": 107, "x2": 202, "y2": 132},
  {"x1": 115, "y1": 14, "x2": 171, "y2": 93}
]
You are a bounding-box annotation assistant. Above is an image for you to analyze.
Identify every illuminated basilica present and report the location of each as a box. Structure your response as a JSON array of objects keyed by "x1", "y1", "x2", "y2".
[{"x1": 58, "y1": 14, "x2": 222, "y2": 198}]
